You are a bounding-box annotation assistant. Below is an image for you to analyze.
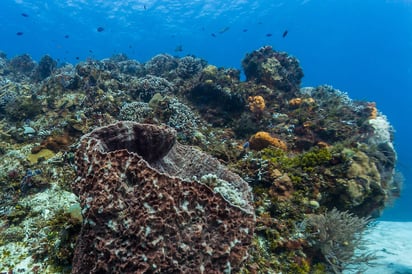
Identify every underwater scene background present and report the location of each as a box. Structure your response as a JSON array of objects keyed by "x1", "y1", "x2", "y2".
[{"x1": 0, "y1": 0, "x2": 411, "y2": 273}]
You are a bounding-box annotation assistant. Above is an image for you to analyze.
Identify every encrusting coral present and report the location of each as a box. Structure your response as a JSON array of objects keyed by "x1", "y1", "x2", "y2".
[{"x1": 72, "y1": 121, "x2": 255, "y2": 273}]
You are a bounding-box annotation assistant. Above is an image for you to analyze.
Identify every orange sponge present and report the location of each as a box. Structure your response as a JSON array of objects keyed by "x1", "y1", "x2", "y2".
[
  {"x1": 248, "y1": 95, "x2": 266, "y2": 113},
  {"x1": 249, "y1": 131, "x2": 287, "y2": 151}
]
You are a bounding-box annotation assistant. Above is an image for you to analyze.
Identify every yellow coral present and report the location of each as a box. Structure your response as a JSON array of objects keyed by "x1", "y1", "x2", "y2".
[
  {"x1": 248, "y1": 95, "x2": 266, "y2": 113},
  {"x1": 27, "y1": 148, "x2": 55, "y2": 164},
  {"x1": 366, "y1": 102, "x2": 377, "y2": 119},
  {"x1": 289, "y1": 97, "x2": 303, "y2": 107},
  {"x1": 249, "y1": 131, "x2": 287, "y2": 151},
  {"x1": 289, "y1": 97, "x2": 315, "y2": 107},
  {"x1": 202, "y1": 65, "x2": 218, "y2": 77}
]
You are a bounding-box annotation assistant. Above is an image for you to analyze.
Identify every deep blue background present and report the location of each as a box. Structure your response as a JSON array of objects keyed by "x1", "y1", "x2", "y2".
[{"x1": 1, "y1": 0, "x2": 411, "y2": 220}]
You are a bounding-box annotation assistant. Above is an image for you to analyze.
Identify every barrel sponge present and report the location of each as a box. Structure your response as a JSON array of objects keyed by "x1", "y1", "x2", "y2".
[{"x1": 72, "y1": 121, "x2": 255, "y2": 273}]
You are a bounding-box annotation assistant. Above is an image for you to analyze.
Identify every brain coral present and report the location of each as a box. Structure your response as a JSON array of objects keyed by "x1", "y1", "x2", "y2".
[{"x1": 72, "y1": 121, "x2": 255, "y2": 273}]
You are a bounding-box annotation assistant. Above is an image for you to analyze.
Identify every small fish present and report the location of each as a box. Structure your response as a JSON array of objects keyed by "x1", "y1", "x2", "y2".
[
  {"x1": 242, "y1": 29, "x2": 248, "y2": 32},
  {"x1": 266, "y1": 33, "x2": 272, "y2": 37},
  {"x1": 75, "y1": 56, "x2": 80, "y2": 60},
  {"x1": 144, "y1": 5, "x2": 146, "y2": 10},
  {"x1": 242, "y1": 141, "x2": 250, "y2": 149},
  {"x1": 64, "y1": 34, "x2": 69, "y2": 39},
  {"x1": 219, "y1": 26, "x2": 230, "y2": 34},
  {"x1": 16, "y1": 31, "x2": 24, "y2": 36},
  {"x1": 97, "y1": 26, "x2": 104, "y2": 32},
  {"x1": 282, "y1": 30, "x2": 288, "y2": 38},
  {"x1": 174, "y1": 45, "x2": 183, "y2": 52},
  {"x1": 21, "y1": 13, "x2": 29, "y2": 17},
  {"x1": 211, "y1": 33, "x2": 216, "y2": 37},
  {"x1": 89, "y1": 49, "x2": 93, "y2": 53}
]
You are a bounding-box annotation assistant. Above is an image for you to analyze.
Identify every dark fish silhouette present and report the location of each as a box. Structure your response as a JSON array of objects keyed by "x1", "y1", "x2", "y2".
[
  {"x1": 243, "y1": 29, "x2": 248, "y2": 32},
  {"x1": 75, "y1": 57, "x2": 80, "y2": 60},
  {"x1": 16, "y1": 32, "x2": 24, "y2": 36},
  {"x1": 266, "y1": 33, "x2": 272, "y2": 37},
  {"x1": 219, "y1": 26, "x2": 230, "y2": 34},
  {"x1": 144, "y1": 5, "x2": 146, "y2": 10},
  {"x1": 97, "y1": 26, "x2": 104, "y2": 32},
  {"x1": 64, "y1": 34, "x2": 69, "y2": 39},
  {"x1": 211, "y1": 33, "x2": 216, "y2": 37},
  {"x1": 21, "y1": 13, "x2": 29, "y2": 17},
  {"x1": 174, "y1": 45, "x2": 183, "y2": 52},
  {"x1": 282, "y1": 30, "x2": 288, "y2": 38}
]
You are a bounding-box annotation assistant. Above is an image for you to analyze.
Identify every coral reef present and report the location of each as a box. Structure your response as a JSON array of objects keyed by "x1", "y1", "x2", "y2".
[
  {"x1": 0, "y1": 46, "x2": 400, "y2": 273},
  {"x1": 188, "y1": 67, "x2": 245, "y2": 126},
  {"x1": 242, "y1": 45, "x2": 303, "y2": 94},
  {"x1": 33, "y1": 55, "x2": 57, "y2": 81},
  {"x1": 176, "y1": 55, "x2": 205, "y2": 79},
  {"x1": 7, "y1": 54, "x2": 36, "y2": 77},
  {"x1": 72, "y1": 121, "x2": 255, "y2": 273},
  {"x1": 130, "y1": 75, "x2": 175, "y2": 101},
  {"x1": 144, "y1": 53, "x2": 178, "y2": 77},
  {"x1": 118, "y1": 101, "x2": 154, "y2": 123}
]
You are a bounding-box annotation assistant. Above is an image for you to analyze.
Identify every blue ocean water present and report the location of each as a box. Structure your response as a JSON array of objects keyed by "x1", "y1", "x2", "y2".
[{"x1": 1, "y1": 0, "x2": 411, "y2": 221}]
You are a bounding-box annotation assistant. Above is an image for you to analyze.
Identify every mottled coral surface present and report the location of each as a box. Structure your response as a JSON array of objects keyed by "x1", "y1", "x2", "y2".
[{"x1": 73, "y1": 121, "x2": 255, "y2": 273}]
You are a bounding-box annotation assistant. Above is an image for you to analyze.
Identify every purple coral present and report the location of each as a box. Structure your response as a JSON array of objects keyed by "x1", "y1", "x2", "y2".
[{"x1": 72, "y1": 121, "x2": 255, "y2": 273}]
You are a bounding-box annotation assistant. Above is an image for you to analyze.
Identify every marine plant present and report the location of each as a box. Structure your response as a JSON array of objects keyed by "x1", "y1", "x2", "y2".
[{"x1": 304, "y1": 208, "x2": 377, "y2": 273}]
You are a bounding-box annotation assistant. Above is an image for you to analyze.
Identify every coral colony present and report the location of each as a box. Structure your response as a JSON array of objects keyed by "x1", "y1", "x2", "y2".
[{"x1": 0, "y1": 46, "x2": 400, "y2": 273}]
